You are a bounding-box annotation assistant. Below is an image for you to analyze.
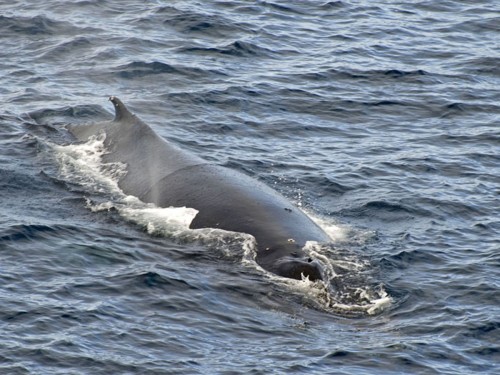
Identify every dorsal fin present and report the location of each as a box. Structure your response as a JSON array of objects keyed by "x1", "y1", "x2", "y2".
[{"x1": 109, "y1": 96, "x2": 135, "y2": 122}]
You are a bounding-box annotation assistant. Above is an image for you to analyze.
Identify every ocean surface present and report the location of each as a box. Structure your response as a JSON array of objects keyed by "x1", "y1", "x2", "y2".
[{"x1": 1, "y1": 1, "x2": 499, "y2": 374}]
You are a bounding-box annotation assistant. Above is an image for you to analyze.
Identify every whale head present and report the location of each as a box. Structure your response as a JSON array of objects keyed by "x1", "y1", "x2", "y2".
[
  {"x1": 275, "y1": 256, "x2": 323, "y2": 281},
  {"x1": 257, "y1": 241, "x2": 324, "y2": 282}
]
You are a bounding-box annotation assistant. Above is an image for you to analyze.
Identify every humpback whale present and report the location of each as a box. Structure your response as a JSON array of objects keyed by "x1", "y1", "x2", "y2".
[{"x1": 68, "y1": 97, "x2": 331, "y2": 281}]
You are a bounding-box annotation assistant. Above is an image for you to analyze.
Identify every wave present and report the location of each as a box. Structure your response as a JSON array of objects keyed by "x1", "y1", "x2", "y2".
[
  {"x1": 154, "y1": 6, "x2": 255, "y2": 37},
  {"x1": 0, "y1": 14, "x2": 61, "y2": 35},
  {"x1": 114, "y1": 61, "x2": 224, "y2": 80},
  {"x1": 0, "y1": 223, "x2": 84, "y2": 244},
  {"x1": 180, "y1": 40, "x2": 278, "y2": 58},
  {"x1": 295, "y1": 67, "x2": 446, "y2": 84}
]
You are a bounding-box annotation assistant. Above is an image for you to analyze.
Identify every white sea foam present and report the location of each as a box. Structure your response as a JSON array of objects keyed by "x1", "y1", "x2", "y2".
[
  {"x1": 51, "y1": 133, "x2": 125, "y2": 195},
  {"x1": 50, "y1": 136, "x2": 200, "y2": 236}
]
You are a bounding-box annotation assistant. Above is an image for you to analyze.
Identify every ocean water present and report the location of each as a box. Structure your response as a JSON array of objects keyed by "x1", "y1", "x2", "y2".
[{"x1": 1, "y1": 1, "x2": 499, "y2": 374}]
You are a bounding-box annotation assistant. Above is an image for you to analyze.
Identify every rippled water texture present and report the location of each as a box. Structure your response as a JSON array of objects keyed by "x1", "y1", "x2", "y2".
[{"x1": 1, "y1": 1, "x2": 499, "y2": 374}]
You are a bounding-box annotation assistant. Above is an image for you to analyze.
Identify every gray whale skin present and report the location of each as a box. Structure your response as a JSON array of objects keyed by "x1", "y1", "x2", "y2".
[{"x1": 69, "y1": 96, "x2": 331, "y2": 281}]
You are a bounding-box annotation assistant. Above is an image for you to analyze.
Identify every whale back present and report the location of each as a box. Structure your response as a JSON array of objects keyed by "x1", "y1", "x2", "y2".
[
  {"x1": 141, "y1": 164, "x2": 331, "y2": 264},
  {"x1": 68, "y1": 97, "x2": 206, "y2": 198}
]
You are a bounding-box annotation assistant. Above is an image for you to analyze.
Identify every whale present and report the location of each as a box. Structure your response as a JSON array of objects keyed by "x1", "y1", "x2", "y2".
[{"x1": 68, "y1": 96, "x2": 331, "y2": 281}]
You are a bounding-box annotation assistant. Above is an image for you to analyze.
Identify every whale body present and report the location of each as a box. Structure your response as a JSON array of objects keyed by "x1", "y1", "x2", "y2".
[{"x1": 68, "y1": 97, "x2": 331, "y2": 281}]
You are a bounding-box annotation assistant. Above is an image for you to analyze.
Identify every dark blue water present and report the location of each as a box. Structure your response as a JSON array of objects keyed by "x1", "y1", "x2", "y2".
[{"x1": 1, "y1": 1, "x2": 499, "y2": 374}]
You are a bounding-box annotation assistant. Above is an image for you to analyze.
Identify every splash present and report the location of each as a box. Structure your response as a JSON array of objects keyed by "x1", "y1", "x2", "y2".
[
  {"x1": 305, "y1": 241, "x2": 392, "y2": 316},
  {"x1": 50, "y1": 133, "x2": 125, "y2": 195},
  {"x1": 50, "y1": 136, "x2": 200, "y2": 236},
  {"x1": 244, "y1": 240, "x2": 391, "y2": 316}
]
